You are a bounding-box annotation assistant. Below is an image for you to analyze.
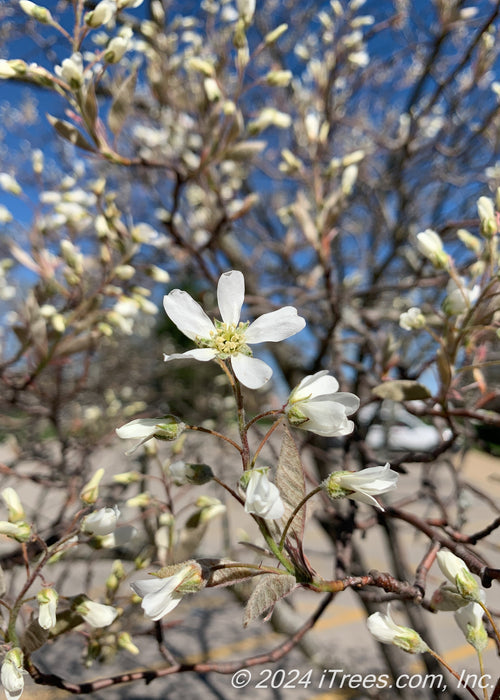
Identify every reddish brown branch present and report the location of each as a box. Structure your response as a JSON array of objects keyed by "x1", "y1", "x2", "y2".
[{"x1": 28, "y1": 593, "x2": 334, "y2": 694}]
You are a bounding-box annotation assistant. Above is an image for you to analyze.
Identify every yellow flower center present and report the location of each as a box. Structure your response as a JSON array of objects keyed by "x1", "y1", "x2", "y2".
[{"x1": 198, "y1": 321, "x2": 251, "y2": 358}]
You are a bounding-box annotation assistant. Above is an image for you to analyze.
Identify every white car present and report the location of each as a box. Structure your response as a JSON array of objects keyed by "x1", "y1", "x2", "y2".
[{"x1": 360, "y1": 402, "x2": 452, "y2": 452}]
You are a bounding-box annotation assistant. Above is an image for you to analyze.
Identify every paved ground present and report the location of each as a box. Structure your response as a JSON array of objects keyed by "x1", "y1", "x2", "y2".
[{"x1": 2, "y1": 444, "x2": 500, "y2": 700}]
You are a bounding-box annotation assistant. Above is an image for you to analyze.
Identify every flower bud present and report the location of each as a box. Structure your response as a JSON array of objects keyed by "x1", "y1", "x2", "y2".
[
  {"x1": 399, "y1": 307, "x2": 426, "y2": 330},
  {"x1": 0, "y1": 173, "x2": 22, "y2": 196},
  {"x1": 416, "y1": 229, "x2": 449, "y2": 268},
  {"x1": 264, "y1": 23, "x2": 288, "y2": 44},
  {"x1": 19, "y1": 0, "x2": 53, "y2": 23},
  {"x1": 55, "y1": 53, "x2": 84, "y2": 89},
  {"x1": 454, "y1": 602, "x2": 488, "y2": 652},
  {"x1": 85, "y1": 0, "x2": 115, "y2": 27},
  {"x1": 76, "y1": 599, "x2": 118, "y2": 627},
  {"x1": 265, "y1": 70, "x2": 292, "y2": 87},
  {"x1": 83, "y1": 505, "x2": 120, "y2": 536},
  {"x1": 1, "y1": 648, "x2": 25, "y2": 700},
  {"x1": 117, "y1": 631, "x2": 140, "y2": 654},
  {"x1": 477, "y1": 196, "x2": 497, "y2": 237},
  {"x1": 436, "y1": 550, "x2": 482, "y2": 602},
  {"x1": 0, "y1": 520, "x2": 31, "y2": 542},
  {"x1": 367, "y1": 606, "x2": 428, "y2": 654},
  {"x1": 1, "y1": 487, "x2": 25, "y2": 523},
  {"x1": 37, "y1": 587, "x2": 58, "y2": 629},
  {"x1": 80, "y1": 468, "x2": 105, "y2": 505}
]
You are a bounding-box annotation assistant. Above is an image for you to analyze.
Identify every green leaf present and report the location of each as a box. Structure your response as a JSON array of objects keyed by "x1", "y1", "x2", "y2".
[
  {"x1": 108, "y1": 70, "x2": 137, "y2": 136},
  {"x1": 243, "y1": 574, "x2": 296, "y2": 627},
  {"x1": 276, "y1": 426, "x2": 306, "y2": 541},
  {"x1": 46, "y1": 114, "x2": 95, "y2": 152},
  {"x1": 372, "y1": 380, "x2": 431, "y2": 401}
]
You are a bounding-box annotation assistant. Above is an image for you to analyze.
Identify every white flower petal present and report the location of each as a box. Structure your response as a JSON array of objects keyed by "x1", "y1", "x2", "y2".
[
  {"x1": 231, "y1": 354, "x2": 273, "y2": 388},
  {"x1": 163, "y1": 289, "x2": 215, "y2": 340},
  {"x1": 293, "y1": 371, "x2": 340, "y2": 399},
  {"x1": 115, "y1": 418, "x2": 162, "y2": 439},
  {"x1": 349, "y1": 490, "x2": 384, "y2": 510},
  {"x1": 217, "y1": 270, "x2": 244, "y2": 325},
  {"x1": 301, "y1": 401, "x2": 354, "y2": 436},
  {"x1": 245, "y1": 306, "x2": 305, "y2": 343},
  {"x1": 131, "y1": 571, "x2": 185, "y2": 620},
  {"x1": 163, "y1": 348, "x2": 218, "y2": 362}
]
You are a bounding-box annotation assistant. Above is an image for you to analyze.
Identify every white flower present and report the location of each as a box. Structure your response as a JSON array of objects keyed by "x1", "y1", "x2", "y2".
[
  {"x1": 242, "y1": 468, "x2": 285, "y2": 520},
  {"x1": 436, "y1": 550, "x2": 481, "y2": 601},
  {"x1": 116, "y1": 416, "x2": 185, "y2": 453},
  {"x1": 399, "y1": 307, "x2": 426, "y2": 331},
  {"x1": 367, "y1": 605, "x2": 428, "y2": 653},
  {"x1": 443, "y1": 279, "x2": 480, "y2": 315},
  {"x1": 416, "y1": 229, "x2": 448, "y2": 268},
  {"x1": 477, "y1": 196, "x2": 497, "y2": 236},
  {"x1": 1, "y1": 488, "x2": 25, "y2": 523},
  {"x1": 163, "y1": 270, "x2": 305, "y2": 389},
  {"x1": 1, "y1": 648, "x2": 26, "y2": 700},
  {"x1": 85, "y1": 0, "x2": 115, "y2": 27},
  {"x1": 285, "y1": 371, "x2": 359, "y2": 437},
  {"x1": 454, "y1": 602, "x2": 488, "y2": 651},
  {"x1": 55, "y1": 53, "x2": 84, "y2": 88},
  {"x1": 0, "y1": 173, "x2": 22, "y2": 195},
  {"x1": 37, "y1": 588, "x2": 58, "y2": 630},
  {"x1": 130, "y1": 564, "x2": 201, "y2": 620},
  {"x1": 323, "y1": 463, "x2": 398, "y2": 511},
  {"x1": 82, "y1": 506, "x2": 120, "y2": 536},
  {"x1": 77, "y1": 600, "x2": 118, "y2": 627}
]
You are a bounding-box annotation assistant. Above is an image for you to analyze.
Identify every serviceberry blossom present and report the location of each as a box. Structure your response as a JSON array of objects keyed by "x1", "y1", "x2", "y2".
[
  {"x1": 242, "y1": 468, "x2": 285, "y2": 520},
  {"x1": 367, "y1": 605, "x2": 428, "y2": 653},
  {"x1": 285, "y1": 371, "x2": 360, "y2": 436},
  {"x1": 454, "y1": 602, "x2": 488, "y2": 652},
  {"x1": 37, "y1": 588, "x2": 58, "y2": 630},
  {"x1": 436, "y1": 550, "x2": 481, "y2": 602},
  {"x1": 131, "y1": 564, "x2": 203, "y2": 620},
  {"x1": 416, "y1": 229, "x2": 448, "y2": 268},
  {"x1": 323, "y1": 463, "x2": 398, "y2": 511},
  {"x1": 1, "y1": 648, "x2": 26, "y2": 700},
  {"x1": 76, "y1": 600, "x2": 118, "y2": 628},
  {"x1": 82, "y1": 506, "x2": 120, "y2": 536},
  {"x1": 162, "y1": 270, "x2": 305, "y2": 389}
]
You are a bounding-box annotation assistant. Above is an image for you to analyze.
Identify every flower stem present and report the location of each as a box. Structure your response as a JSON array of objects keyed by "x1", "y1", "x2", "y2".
[
  {"x1": 249, "y1": 415, "x2": 284, "y2": 467},
  {"x1": 478, "y1": 600, "x2": 500, "y2": 644},
  {"x1": 426, "y1": 648, "x2": 482, "y2": 700},
  {"x1": 477, "y1": 649, "x2": 488, "y2": 700}
]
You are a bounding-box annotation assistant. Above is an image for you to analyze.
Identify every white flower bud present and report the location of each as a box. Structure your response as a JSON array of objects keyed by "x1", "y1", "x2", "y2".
[
  {"x1": 80, "y1": 468, "x2": 105, "y2": 505},
  {"x1": 367, "y1": 605, "x2": 428, "y2": 653},
  {"x1": 241, "y1": 468, "x2": 284, "y2": 520},
  {"x1": 19, "y1": 0, "x2": 53, "y2": 24},
  {"x1": 454, "y1": 602, "x2": 488, "y2": 652},
  {"x1": 0, "y1": 60, "x2": 17, "y2": 78},
  {"x1": 399, "y1": 307, "x2": 426, "y2": 331},
  {"x1": 83, "y1": 506, "x2": 120, "y2": 536},
  {"x1": 76, "y1": 600, "x2": 118, "y2": 627},
  {"x1": 37, "y1": 587, "x2": 58, "y2": 629},
  {"x1": 85, "y1": 0, "x2": 115, "y2": 27},
  {"x1": 416, "y1": 229, "x2": 448, "y2": 268},
  {"x1": 264, "y1": 23, "x2": 288, "y2": 45},
  {"x1": 55, "y1": 53, "x2": 84, "y2": 89},
  {"x1": 1, "y1": 648, "x2": 26, "y2": 700},
  {"x1": 1, "y1": 488, "x2": 25, "y2": 523},
  {"x1": 436, "y1": 550, "x2": 482, "y2": 602},
  {"x1": 0, "y1": 173, "x2": 22, "y2": 195}
]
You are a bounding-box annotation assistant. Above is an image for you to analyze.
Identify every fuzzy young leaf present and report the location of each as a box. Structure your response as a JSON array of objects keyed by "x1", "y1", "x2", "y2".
[
  {"x1": 199, "y1": 558, "x2": 264, "y2": 587},
  {"x1": 372, "y1": 380, "x2": 431, "y2": 401},
  {"x1": 21, "y1": 621, "x2": 50, "y2": 654},
  {"x1": 276, "y1": 426, "x2": 306, "y2": 541},
  {"x1": 108, "y1": 70, "x2": 137, "y2": 135},
  {"x1": 243, "y1": 573, "x2": 296, "y2": 627},
  {"x1": 46, "y1": 114, "x2": 95, "y2": 151}
]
